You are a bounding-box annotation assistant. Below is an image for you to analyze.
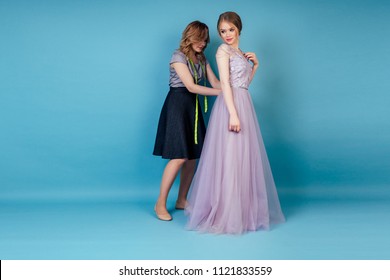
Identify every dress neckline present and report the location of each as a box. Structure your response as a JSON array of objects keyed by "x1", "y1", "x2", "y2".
[{"x1": 225, "y1": 43, "x2": 247, "y2": 61}]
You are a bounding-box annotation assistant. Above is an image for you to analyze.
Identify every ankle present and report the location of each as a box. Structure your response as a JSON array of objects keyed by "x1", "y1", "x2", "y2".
[
  {"x1": 176, "y1": 198, "x2": 187, "y2": 204},
  {"x1": 156, "y1": 198, "x2": 167, "y2": 208}
]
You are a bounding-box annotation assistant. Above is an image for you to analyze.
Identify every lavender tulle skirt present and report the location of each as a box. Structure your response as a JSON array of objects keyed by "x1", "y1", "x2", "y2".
[{"x1": 185, "y1": 87, "x2": 285, "y2": 234}]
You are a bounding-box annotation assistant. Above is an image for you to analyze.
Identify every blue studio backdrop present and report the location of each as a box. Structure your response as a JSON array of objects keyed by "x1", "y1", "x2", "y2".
[{"x1": 1, "y1": 1, "x2": 390, "y2": 207}]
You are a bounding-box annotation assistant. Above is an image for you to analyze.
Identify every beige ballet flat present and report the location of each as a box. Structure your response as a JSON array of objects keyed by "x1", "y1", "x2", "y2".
[{"x1": 154, "y1": 205, "x2": 172, "y2": 221}]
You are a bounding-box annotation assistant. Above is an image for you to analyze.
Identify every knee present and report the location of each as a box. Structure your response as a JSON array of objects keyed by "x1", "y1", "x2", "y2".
[
  {"x1": 185, "y1": 159, "x2": 196, "y2": 168},
  {"x1": 171, "y1": 158, "x2": 187, "y2": 167}
]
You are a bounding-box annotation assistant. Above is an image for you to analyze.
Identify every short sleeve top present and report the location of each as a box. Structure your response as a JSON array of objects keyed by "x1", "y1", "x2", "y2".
[{"x1": 169, "y1": 50, "x2": 209, "y2": 87}]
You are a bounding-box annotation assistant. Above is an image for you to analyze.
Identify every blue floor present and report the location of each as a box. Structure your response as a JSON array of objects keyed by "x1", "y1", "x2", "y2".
[{"x1": 1, "y1": 186, "x2": 389, "y2": 260}]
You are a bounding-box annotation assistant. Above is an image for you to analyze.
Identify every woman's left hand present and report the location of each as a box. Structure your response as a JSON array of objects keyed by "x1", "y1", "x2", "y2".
[{"x1": 244, "y1": 52, "x2": 259, "y2": 67}]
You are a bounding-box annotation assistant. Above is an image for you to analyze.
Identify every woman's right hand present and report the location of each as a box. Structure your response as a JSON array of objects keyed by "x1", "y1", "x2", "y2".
[{"x1": 229, "y1": 114, "x2": 241, "y2": 133}]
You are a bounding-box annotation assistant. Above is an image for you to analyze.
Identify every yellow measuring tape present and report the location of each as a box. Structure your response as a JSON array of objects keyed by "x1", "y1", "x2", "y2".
[{"x1": 189, "y1": 58, "x2": 207, "y2": 144}]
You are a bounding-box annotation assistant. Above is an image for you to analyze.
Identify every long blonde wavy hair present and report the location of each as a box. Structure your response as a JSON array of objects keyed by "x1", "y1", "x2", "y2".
[{"x1": 179, "y1": 21, "x2": 210, "y2": 64}]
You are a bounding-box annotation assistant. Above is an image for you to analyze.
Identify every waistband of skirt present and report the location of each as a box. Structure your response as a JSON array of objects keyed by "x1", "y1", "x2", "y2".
[{"x1": 169, "y1": 86, "x2": 190, "y2": 93}]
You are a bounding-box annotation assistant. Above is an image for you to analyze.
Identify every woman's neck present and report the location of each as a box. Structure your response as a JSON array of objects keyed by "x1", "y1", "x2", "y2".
[
  {"x1": 189, "y1": 53, "x2": 200, "y2": 63},
  {"x1": 230, "y1": 42, "x2": 239, "y2": 50}
]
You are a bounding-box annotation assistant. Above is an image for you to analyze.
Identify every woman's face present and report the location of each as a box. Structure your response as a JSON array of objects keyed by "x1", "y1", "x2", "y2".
[
  {"x1": 191, "y1": 38, "x2": 207, "y2": 53},
  {"x1": 219, "y1": 21, "x2": 239, "y2": 47}
]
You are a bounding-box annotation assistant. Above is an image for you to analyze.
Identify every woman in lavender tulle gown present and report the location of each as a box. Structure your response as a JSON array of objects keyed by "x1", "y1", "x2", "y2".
[{"x1": 186, "y1": 12, "x2": 285, "y2": 234}]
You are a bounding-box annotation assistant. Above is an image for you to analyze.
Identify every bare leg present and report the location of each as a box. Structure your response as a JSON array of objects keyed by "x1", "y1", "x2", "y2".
[
  {"x1": 176, "y1": 159, "x2": 196, "y2": 209},
  {"x1": 155, "y1": 158, "x2": 186, "y2": 220}
]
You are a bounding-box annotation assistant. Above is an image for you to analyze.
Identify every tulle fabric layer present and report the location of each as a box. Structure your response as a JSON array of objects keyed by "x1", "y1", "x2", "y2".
[{"x1": 186, "y1": 87, "x2": 285, "y2": 234}]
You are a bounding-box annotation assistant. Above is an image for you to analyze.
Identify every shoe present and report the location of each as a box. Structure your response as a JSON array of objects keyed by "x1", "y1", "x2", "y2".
[
  {"x1": 154, "y1": 205, "x2": 172, "y2": 221},
  {"x1": 175, "y1": 200, "x2": 188, "y2": 210}
]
